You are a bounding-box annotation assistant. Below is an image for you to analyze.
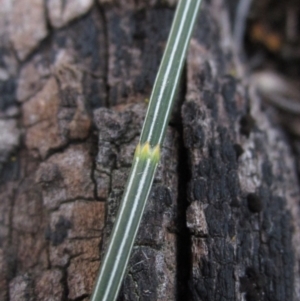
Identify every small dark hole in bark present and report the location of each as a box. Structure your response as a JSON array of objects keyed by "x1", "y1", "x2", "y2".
[
  {"x1": 240, "y1": 114, "x2": 255, "y2": 137},
  {"x1": 233, "y1": 143, "x2": 244, "y2": 159},
  {"x1": 247, "y1": 193, "x2": 263, "y2": 213}
]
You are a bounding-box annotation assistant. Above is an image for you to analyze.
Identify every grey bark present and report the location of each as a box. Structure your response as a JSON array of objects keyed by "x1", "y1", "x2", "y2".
[{"x1": 0, "y1": 0, "x2": 299, "y2": 301}]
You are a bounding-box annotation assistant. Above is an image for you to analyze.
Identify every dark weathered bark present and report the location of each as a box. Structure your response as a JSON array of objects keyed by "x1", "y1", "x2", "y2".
[{"x1": 0, "y1": 0, "x2": 299, "y2": 300}]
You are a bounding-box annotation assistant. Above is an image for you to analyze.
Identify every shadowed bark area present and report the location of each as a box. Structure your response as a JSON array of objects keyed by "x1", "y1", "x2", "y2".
[{"x1": 0, "y1": 0, "x2": 299, "y2": 300}]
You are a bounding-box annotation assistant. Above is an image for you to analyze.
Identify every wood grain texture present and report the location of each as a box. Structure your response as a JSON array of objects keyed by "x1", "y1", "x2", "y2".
[{"x1": 183, "y1": 1, "x2": 300, "y2": 299}]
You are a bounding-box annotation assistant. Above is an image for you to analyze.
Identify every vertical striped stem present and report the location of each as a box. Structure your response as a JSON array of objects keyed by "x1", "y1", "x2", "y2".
[
  {"x1": 91, "y1": 1, "x2": 201, "y2": 300},
  {"x1": 140, "y1": 0, "x2": 201, "y2": 147}
]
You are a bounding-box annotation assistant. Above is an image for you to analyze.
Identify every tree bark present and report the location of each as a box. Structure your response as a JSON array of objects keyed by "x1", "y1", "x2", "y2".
[{"x1": 0, "y1": 0, "x2": 300, "y2": 300}]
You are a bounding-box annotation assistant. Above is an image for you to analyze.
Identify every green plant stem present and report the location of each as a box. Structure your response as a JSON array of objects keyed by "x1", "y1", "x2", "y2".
[{"x1": 90, "y1": 1, "x2": 201, "y2": 300}]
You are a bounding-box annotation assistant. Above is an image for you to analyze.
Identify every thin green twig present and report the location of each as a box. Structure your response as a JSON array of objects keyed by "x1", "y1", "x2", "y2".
[{"x1": 91, "y1": 1, "x2": 202, "y2": 300}]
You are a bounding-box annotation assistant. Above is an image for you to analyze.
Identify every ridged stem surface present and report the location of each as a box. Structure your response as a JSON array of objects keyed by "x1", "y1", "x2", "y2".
[{"x1": 91, "y1": 1, "x2": 202, "y2": 300}]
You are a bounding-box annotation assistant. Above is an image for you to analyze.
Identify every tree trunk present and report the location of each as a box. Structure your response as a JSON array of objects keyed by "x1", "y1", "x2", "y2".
[{"x1": 1, "y1": 0, "x2": 300, "y2": 300}]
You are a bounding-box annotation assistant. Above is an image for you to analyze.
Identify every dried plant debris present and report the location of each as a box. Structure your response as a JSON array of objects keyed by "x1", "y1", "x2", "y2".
[
  {"x1": 241, "y1": 0, "x2": 300, "y2": 138},
  {"x1": 246, "y1": 0, "x2": 300, "y2": 62}
]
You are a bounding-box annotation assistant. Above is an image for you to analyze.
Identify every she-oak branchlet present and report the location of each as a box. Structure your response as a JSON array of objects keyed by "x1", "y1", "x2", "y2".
[{"x1": 90, "y1": 1, "x2": 202, "y2": 300}]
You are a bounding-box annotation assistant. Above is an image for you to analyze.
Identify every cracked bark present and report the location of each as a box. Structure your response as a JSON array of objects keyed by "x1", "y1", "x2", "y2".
[{"x1": 0, "y1": 0, "x2": 300, "y2": 300}]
